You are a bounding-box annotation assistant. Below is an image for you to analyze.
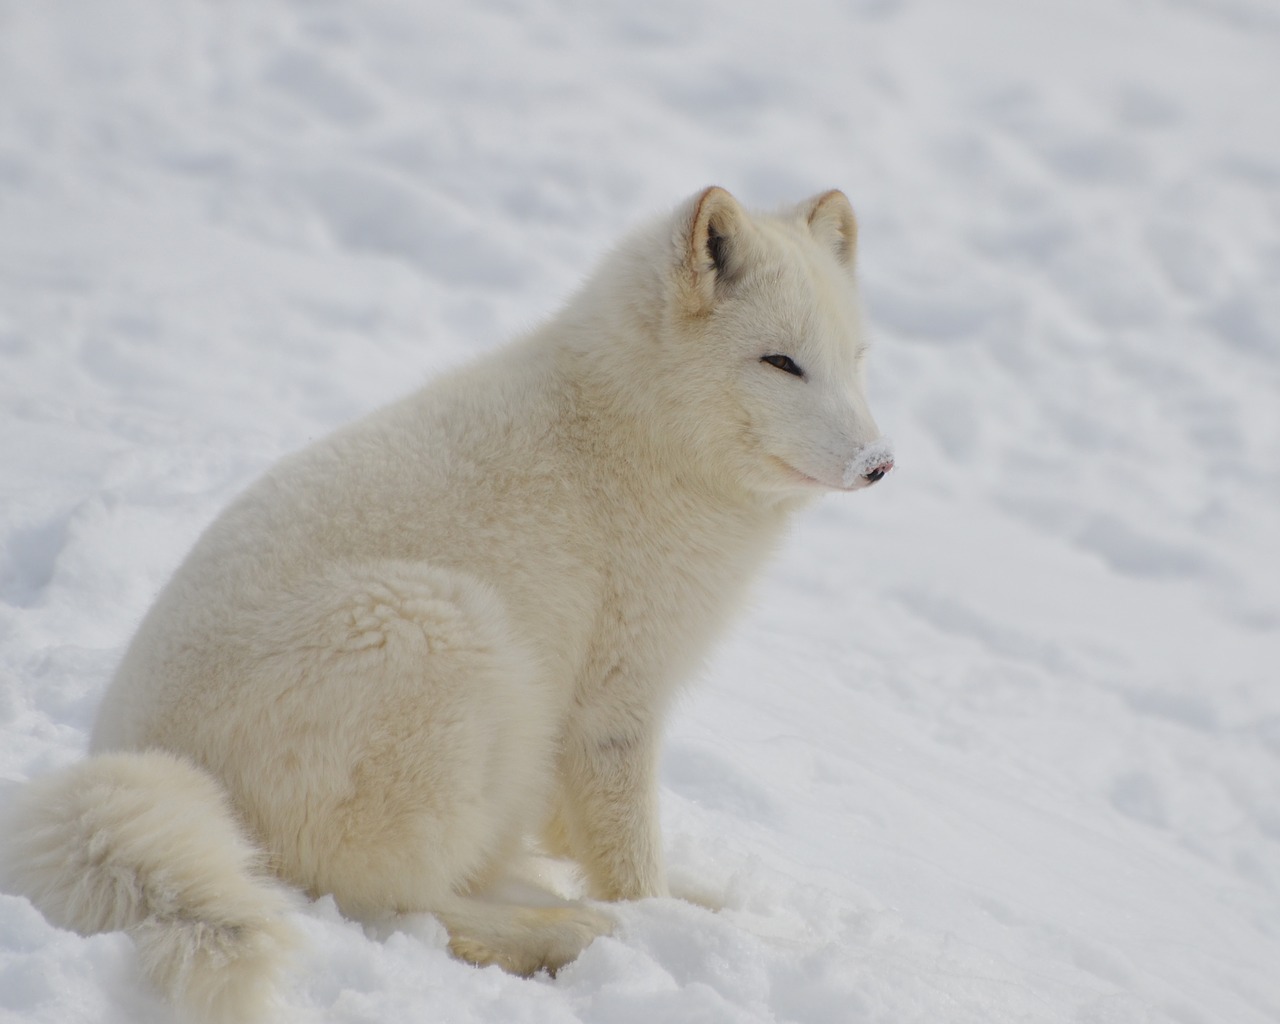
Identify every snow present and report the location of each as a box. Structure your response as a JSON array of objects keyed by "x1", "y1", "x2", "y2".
[{"x1": 1, "y1": 0, "x2": 1278, "y2": 1021}]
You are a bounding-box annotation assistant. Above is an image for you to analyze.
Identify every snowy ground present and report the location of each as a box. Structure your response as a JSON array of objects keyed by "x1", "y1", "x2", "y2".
[{"x1": 2, "y1": 1, "x2": 1279, "y2": 1021}]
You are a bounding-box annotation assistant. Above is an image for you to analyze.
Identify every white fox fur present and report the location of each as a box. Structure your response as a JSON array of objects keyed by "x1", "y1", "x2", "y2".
[{"x1": 1, "y1": 186, "x2": 891, "y2": 1021}]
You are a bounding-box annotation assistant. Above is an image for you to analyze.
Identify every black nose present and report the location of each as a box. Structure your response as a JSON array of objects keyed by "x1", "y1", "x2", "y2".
[{"x1": 862, "y1": 459, "x2": 894, "y2": 484}]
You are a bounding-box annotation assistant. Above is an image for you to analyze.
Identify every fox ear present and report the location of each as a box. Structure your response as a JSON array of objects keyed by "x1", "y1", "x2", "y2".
[
  {"x1": 802, "y1": 190, "x2": 858, "y2": 268},
  {"x1": 678, "y1": 186, "x2": 748, "y2": 309}
]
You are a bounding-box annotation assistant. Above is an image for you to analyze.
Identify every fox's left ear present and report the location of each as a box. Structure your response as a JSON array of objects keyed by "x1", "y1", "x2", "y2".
[{"x1": 801, "y1": 190, "x2": 858, "y2": 268}]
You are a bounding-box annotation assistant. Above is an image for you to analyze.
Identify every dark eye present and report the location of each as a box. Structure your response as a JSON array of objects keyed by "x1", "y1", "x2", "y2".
[{"x1": 761, "y1": 354, "x2": 804, "y2": 378}]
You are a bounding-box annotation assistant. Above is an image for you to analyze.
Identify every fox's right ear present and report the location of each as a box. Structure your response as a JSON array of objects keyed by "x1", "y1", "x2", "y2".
[{"x1": 676, "y1": 186, "x2": 749, "y2": 312}]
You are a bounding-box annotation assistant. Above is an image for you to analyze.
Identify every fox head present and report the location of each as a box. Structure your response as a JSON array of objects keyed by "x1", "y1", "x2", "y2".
[
  {"x1": 670, "y1": 186, "x2": 893, "y2": 498},
  {"x1": 568, "y1": 186, "x2": 893, "y2": 502}
]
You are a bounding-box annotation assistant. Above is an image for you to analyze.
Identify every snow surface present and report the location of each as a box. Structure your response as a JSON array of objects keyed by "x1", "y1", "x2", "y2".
[{"x1": 2, "y1": 1, "x2": 1279, "y2": 1021}]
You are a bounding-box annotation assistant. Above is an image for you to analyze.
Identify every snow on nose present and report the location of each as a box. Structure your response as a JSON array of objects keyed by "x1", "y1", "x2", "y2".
[{"x1": 843, "y1": 438, "x2": 895, "y2": 488}]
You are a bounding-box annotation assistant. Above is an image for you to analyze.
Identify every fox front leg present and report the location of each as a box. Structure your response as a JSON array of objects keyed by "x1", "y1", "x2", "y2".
[{"x1": 558, "y1": 724, "x2": 669, "y2": 902}]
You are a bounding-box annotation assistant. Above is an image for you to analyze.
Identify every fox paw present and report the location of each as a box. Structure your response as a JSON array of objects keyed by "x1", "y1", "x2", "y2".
[{"x1": 447, "y1": 905, "x2": 613, "y2": 977}]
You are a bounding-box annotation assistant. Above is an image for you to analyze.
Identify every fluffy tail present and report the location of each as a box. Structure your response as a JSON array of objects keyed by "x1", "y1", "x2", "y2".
[{"x1": 1, "y1": 751, "x2": 297, "y2": 1023}]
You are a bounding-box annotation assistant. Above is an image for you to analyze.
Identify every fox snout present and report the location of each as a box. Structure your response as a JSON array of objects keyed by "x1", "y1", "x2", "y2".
[
  {"x1": 862, "y1": 460, "x2": 893, "y2": 484},
  {"x1": 843, "y1": 438, "x2": 895, "y2": 488}
]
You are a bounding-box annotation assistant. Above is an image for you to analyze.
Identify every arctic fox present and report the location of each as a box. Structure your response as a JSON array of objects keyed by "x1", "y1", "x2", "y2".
[{"x1": 2, "y1": 187, "x2": 892, "y2": 1021}]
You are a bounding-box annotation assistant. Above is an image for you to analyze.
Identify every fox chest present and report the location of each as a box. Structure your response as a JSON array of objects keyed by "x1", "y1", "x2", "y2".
[{"x1": 571, "y1": 523, "x2": 772, "y2": 713}]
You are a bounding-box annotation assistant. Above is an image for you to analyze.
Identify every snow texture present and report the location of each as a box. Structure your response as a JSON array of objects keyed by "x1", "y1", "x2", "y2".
[{"x1": 2, "y1": 1, "x2": 1278, "y2": 1022}]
